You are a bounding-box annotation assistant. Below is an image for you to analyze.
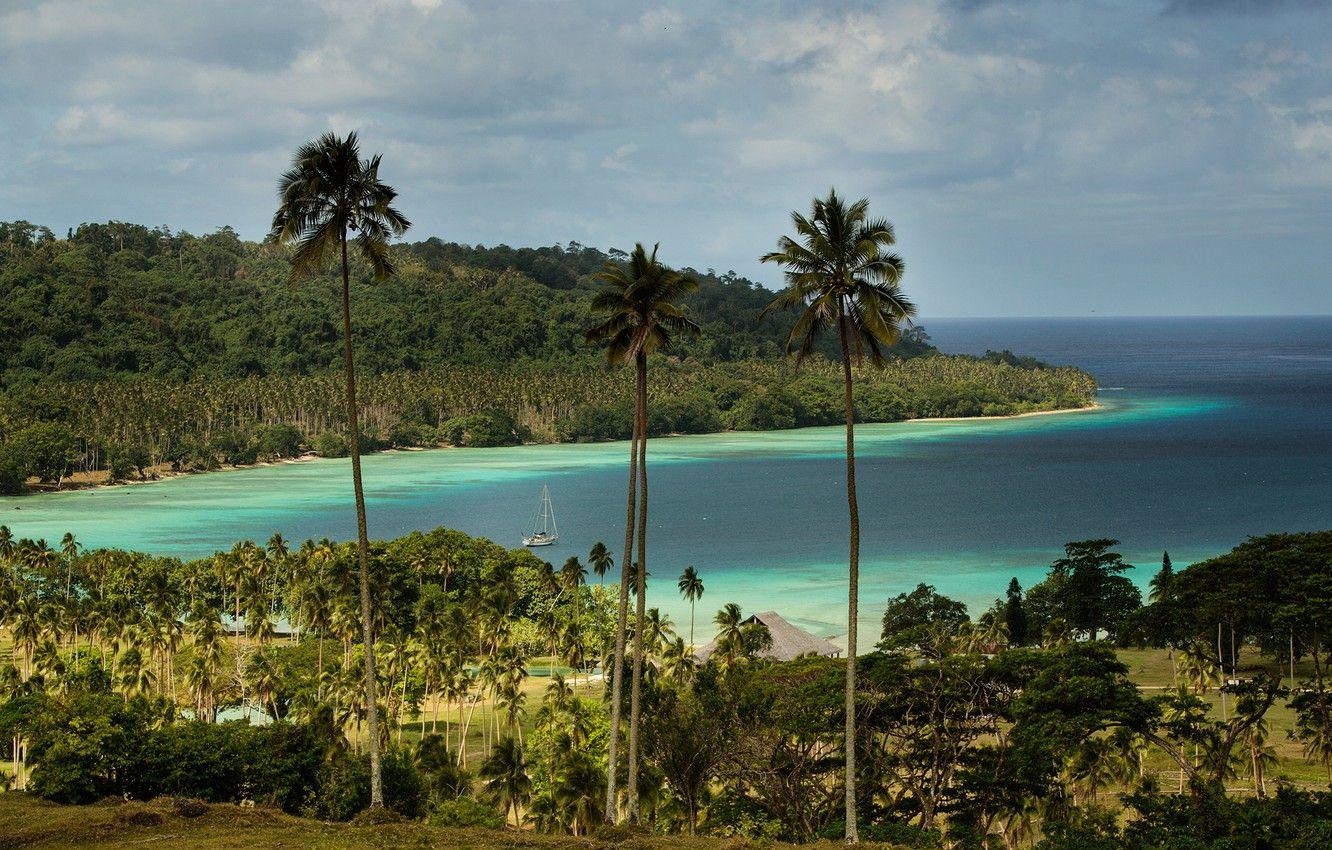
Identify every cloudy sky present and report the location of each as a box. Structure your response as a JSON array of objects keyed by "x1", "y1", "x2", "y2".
[{"x1": 2, "y1": 0, "x2": 1329, "y2": 316}]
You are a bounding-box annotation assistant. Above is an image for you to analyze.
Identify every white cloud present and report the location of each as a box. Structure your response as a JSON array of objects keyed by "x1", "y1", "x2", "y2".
[{"x1": 0, "y1": 0, "x2": 1329, "y2": 315}]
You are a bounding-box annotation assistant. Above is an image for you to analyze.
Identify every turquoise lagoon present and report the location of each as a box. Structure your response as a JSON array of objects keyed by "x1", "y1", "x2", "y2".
[{"x1": 4, "y1": 317, "x2": 1330, "y2": 642}]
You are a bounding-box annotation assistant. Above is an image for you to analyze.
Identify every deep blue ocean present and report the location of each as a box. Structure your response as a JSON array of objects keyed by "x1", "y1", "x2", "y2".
[{"x1": 5, "y1": 316, "x2": 1330, "y2": 638}]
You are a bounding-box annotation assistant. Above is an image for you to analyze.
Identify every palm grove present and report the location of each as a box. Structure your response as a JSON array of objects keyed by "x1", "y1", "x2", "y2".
[{"x1": 1, "y1": 135, "x2": 1331, "y2": 847}]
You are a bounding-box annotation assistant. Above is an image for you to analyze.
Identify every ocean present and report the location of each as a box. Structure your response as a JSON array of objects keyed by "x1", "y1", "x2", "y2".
[{"x1": 5, "y1": 316, "x2": 1329, "y2": 642}]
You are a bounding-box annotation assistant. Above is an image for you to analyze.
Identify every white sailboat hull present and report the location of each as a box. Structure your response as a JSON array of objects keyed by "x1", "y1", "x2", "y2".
[{"x1": 523, "y1": 485, "x2": 560, "y2": 547}]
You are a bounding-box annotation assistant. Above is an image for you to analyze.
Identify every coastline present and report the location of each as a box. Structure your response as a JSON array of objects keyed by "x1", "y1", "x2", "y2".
[
  {"x1": 9, "y1": 400, "x2": 1102, "y2": 500},
  {"x1": 905, "y1": 401, "x2": 1101, "y2": 425}
]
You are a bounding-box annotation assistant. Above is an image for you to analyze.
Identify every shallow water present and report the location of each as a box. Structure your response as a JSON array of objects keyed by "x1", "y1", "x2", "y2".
[{"x1": 5, "y1": 317, "x2": 1330, "y2": 642}]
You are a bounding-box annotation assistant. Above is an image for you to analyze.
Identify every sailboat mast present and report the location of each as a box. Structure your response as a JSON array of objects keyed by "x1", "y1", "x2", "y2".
[{"x1": 544, "y1": 486, "x2": 558, "y2": 538}]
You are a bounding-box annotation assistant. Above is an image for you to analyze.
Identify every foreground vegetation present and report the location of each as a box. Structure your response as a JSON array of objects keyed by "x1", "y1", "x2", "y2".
[
  {"x1": 1, "y1": 527, "x2": 1330, "y2": 847},
  {"x1": 0, "y1": 219, "x2": 1094, "y2": 494},
  {"x1": 0, "y1": 794, "x2": 886, "y2": 850}
]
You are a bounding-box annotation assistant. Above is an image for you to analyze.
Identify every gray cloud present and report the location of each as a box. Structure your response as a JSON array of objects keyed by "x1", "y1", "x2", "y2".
[
  {"x1": 0, "y1": 0, "x2": 1329, "y2": 316},
  {"x1": 1165, "y1": 0, "x2": 1329, "y2": 16}
]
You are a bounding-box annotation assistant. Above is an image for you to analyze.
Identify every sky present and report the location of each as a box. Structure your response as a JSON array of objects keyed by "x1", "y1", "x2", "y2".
[{"x1": 1, "y1": 0, "x2": 1330, "y2": 317}]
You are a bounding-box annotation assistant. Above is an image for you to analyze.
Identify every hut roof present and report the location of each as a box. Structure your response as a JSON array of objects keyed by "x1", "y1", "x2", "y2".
[{"x1": 694, "y1": 611, "x2": 842, "y2": 663}]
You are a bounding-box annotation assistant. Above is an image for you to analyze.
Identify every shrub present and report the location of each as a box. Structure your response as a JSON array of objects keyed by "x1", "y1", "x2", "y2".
[
  {"x1": 311, "y1": 749, "x2": 368, "y2": 821},
  {"x1": 352, "y1": 806, "x2": 406, "y2": 825},
  {"x1": 439, "y1": 411, "x2": 524, "y2": 447},
  {"x1": 8, "y1": 422, "x2": 80, "y2": 483},
  {"x1": 727, "y1": 388, "x2": 798, "y2": 432},
  {"x1": 555, "y1": 402, "x2": 632, "y2": 442},
  {"x1": 311, "y1": 746, "x2": 426, "y2": 821},
  {"x1": 388, "y1": 421, "x2": 436, "y2": 448},
  {"x1": 255, "y1": 424, "x2": 304, "y2": 459},
  {"x1": 312, "y1": 432, "x2": 348, "y2": 458},
  {"x1": 126, "y1": 721, "x2": 328, "y2": 813},
  {"x1": 428, "y1": 797, "x2": 504, "y2": 829},
  {"x1": 172, "y1": 797, "x2": 209, "y2": 818},
  {"x1": 415, "y1": 734, "x2": 472, "y2": 801},
  {"x1": 115, "y1": 804, "x2": 165, "y2": 827},
  {"x1": 26, "y1": 693, "x2": 154, "y2": 804}
]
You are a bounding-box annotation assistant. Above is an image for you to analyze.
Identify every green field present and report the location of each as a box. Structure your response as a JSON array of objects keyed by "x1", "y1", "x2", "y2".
[{"x1": 0, "y1": 793, "x2": 898, "y2": 850}]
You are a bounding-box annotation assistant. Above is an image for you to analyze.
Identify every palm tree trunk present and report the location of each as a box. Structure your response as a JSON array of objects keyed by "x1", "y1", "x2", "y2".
[
  {"x1": 606, "y1": 375, "x2": 640, "y2": 823},
  {"x1": 627, "y1": 352, "x2": 649, "y2": 823},
  {"x1": 341, "y1": 230, "x2": 384, "y2": 808},
  {"x1": 838, "y1": 313, "x2": 861, "y2": 844}
]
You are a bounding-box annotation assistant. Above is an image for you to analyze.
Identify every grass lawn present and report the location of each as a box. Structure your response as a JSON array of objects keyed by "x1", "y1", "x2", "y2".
[{"x1": 0, "y1": 793, "x2": 900, "y2": 850}]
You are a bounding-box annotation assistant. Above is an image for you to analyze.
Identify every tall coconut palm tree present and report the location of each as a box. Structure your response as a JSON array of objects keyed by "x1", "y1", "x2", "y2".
[
  {"x1": 761, "y1": 189, "x2": 913, "y2": 843},
  {"x1": 586, "y1": 242, "x2": 700, "y2": 822},
  {"x1": 677, "y1": 566, "x2": 704, "y2": 647},
  {"x1": 268, "y1": 130, "x2": 410, "y2": 807}
]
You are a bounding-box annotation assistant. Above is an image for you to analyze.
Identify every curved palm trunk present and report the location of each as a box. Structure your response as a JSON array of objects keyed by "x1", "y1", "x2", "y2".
[
  {"x1": 341, "y1": 232, "x2": 384, "y2": 808},
  {"x1": 627, "y1": 352, "x2": 649, "y2": 822},
  {"x1": 838, "y1": 314, "x2": 861, "y2": 844},
  {"x1": 605, "y1": 380, "x2": 640, "y2": 823}
]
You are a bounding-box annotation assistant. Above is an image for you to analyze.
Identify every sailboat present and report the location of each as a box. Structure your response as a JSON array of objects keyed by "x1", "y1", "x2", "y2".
[{"x1": 522, "y1": 485, "x2": 560, "y2": 547}]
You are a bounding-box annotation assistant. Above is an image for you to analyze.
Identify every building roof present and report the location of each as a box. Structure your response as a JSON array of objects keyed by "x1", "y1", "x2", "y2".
[{"x1": 694, "y1": 611, "x2": 843, "y2": 663}]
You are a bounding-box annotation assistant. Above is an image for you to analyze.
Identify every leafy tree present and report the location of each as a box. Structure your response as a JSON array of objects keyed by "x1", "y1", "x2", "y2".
[
  {"x1": 0, "y1": 445, "x2": 23, "y2": 494},
  {"x1": 1005, "y1": 578, "x2": 1030, "y2": 648},
  {"x1": 9, "y1": 423, "x2": 81, "y2": 485},
  {"x1": 878, "y1": 583, "x2": 970, "y2": 659},
  {"x1": 641, "y1": 677, "x2": 728, "y2": 835},
  {"x1": 861, "y1": 651, "x2": 1006, "y2": 832},
  {"x1": 268, "y1": 130, "x2": 411, "y2": 808},
  {"x1": 761, "y1": 188, "x2": 915, "y2": 843},
  {"x1": 1027, "y1": 540, "x2": 1141, "y2": 643}
]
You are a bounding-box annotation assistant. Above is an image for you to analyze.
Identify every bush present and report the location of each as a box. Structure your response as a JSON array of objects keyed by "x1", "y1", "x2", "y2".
[
  {"x1": 428, "y1": 797, "x2": 504, "y2": 829},
  {"x1": 439, "y1": 411, "x2": 524, "y2": 447},
  {"x1": 388, "y1": 421, "x2": 437, "y2": 448},
  {"x1": 115, "y1": 804, "x2": 164, "y2": 827},
  {"x1": 648, "y1": 391, "x2": 723, "y2": 436},
  {"x1": 312, "y1": 432, "x2": 348, "y2": 458},
  {"x1": 26, "y1": 693, "x2": 155, "y2": 804},
  {"x1": 311, "y1": 749, "x2": 368, "y2": 821},
  {"x1": 129, "y1": 721, "x2": 328, "y2": 813},
  {"x1": 555, "y1": 402, "x2": 632, "y2": 442},
  {"x1": 106, "y1": 443, "x2": 151, "y2": 482},
  {"x1": 210, "y1": 428, "x2": 259, "y2": 465},
  {"x1": 172, "y1": 797, "x2": 209, "y2": 818},
  {"x1": 727, "y1": 388, "x2": 798, "y2": 431},
  {"x1": 255, "y1": 424, "x2": 304, "y2": 459},
  {"x1": 311, "y1": 746, "x2": 427, "y2": 821},
  {"x1": 415, "y1": 734, "x2": 472, "y2": 801},
  {"x1": 352, "y1": 806, "x2": 407, "y2": 825},
  {"x1": 8, "y1": 421, "x2": 80, "y2": 483},
  {"x1": 381, "y1": 746, "x2": 429, "y2": 819}
]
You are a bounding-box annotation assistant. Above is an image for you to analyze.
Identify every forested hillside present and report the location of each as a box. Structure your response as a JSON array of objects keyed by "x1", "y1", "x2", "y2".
[
  {"x1": 0, "y1": 220, "x2": 1095, "y2": 493},
  {"x1": 1, "y1": 219, "x2": 928, "y2": 384}
]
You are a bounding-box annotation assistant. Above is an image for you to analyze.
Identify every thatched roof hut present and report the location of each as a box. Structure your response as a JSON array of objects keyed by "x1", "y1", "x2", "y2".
[{"x1": 694, "y1": 611, "x2": 842, "y2": 663}]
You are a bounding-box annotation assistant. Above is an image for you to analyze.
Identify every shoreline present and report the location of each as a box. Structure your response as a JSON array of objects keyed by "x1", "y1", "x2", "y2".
[
  {"x1": 8, "y1": 401, "x2": 1102, "y2": 501},
  {"x1": 906, "y1": 401, "x2": 1101, "y2": 424}
]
